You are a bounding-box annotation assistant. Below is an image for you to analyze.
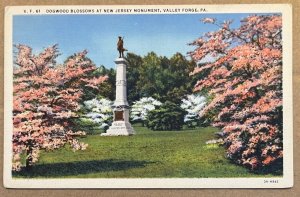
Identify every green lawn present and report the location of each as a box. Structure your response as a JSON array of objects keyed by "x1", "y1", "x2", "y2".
[{"x1": 13, "y1": 124, "x2": 281, "y2": 178}]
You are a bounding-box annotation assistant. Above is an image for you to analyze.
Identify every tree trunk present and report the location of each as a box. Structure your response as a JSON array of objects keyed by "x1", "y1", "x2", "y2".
[{"x1": 25, "y1": 145, "x2": 33, "y2": 171}]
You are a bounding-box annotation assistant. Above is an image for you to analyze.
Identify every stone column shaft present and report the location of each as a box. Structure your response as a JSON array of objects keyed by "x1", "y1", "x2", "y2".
[{"x1": 114, "y1": 59, "x2": 128, "y2": 107}]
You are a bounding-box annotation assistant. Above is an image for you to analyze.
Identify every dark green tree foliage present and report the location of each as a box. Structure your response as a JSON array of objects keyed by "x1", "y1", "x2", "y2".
[
  {"x1": 126, "y1": 52, "x2": 196, "y2": 104},
  {"x1": 136, "y1": 52, "x2": 163, "y2": 100},
  {"x1": 146, "y1": 101, "x2": 186, "y2": 131},
  {"x1": 64, "y1": 52, "x2": 194, "y2": 105},
  {"x1": 94, "y1": 65, "x2": 116, "y2": 101},
  {"x1": 126, "y1": 53, "x2": 143, "y2": 104}
]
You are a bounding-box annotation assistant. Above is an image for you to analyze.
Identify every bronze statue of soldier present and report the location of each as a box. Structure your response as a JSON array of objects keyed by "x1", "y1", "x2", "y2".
[{"x1": 117, "y1": 36, "x2": 127, "y2": 58}]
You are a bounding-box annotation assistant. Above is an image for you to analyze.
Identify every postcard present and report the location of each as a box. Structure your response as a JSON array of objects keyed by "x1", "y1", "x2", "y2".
[{"x1": 3, "y1": 4, "x2": 293, "y2": 188}]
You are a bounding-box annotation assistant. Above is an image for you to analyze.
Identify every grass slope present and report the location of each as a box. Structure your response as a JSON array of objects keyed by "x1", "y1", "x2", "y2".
[{"x1": 13, "y1": 124, "x2": 280, "y2": 178}]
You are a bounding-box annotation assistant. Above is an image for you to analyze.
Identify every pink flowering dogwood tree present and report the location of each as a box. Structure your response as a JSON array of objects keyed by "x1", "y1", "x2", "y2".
[
  {"x1": 12, "y1": 44, "x2": 107, "y2": 171},
  {"x1": 189, "y1": 15, "x2": 283, "y2": 170}
]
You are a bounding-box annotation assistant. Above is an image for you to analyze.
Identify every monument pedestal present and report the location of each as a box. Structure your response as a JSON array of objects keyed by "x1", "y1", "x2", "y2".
[
  {"x1": 101, "y1": 58, "x2": 135, "y2": 136},
  {"x1": 101, "y1": 108, "x2": 135, "y2": 136},
  {"x1": 101, "y1": 121, "x2": 134, "y2": 136}
]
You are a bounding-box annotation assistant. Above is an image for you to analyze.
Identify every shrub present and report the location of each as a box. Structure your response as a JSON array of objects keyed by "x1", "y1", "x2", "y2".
[{"x1": 146, "y1": 101, "x2": 186, "y2": 131}]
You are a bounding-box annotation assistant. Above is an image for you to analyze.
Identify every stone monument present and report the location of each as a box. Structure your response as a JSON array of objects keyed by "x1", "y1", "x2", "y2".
[{"x1": 101, "y1": 38, "x2": 134, "y2": 136}]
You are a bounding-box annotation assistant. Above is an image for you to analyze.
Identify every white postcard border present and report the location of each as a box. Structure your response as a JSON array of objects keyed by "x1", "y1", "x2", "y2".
[{"x1": 3, "y1": 4, "x2": 293, "y2": 188}]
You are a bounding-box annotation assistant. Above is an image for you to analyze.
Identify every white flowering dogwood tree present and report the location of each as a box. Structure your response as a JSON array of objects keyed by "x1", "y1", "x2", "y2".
[
  {"x1": 130, "y1": 97, "x2": 162, "y2": 123},
  {"x1": 82, "y1": 98, "x2": 113, "y2": 130},
  {"x1": 180, "y1": 94, "x2": 206, "y2": 127}
]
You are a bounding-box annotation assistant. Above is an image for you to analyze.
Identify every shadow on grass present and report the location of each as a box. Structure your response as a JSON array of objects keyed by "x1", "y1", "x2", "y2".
[{"x1": 13, "y1": 159, "x2": 155, "y2": 178}]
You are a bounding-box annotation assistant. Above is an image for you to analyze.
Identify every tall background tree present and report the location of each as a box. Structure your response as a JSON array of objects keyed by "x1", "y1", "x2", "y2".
[
  {"x1": 126, "y1": 53, "x2": 143, "y2": 104},
  {"x1": 189, "y1": 15, "x2": 283, "y2": 171},
  {"x1": 93, "y1": 65, "x2": 116, "y2": 101},
  {"x1": 126, "y1": 52, "x2": 196, "y2": 104}
]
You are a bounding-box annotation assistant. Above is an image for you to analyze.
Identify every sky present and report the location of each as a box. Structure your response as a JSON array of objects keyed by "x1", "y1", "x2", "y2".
[{"x1": 14, "y1": 13, "x2": 260, "y2": 68}]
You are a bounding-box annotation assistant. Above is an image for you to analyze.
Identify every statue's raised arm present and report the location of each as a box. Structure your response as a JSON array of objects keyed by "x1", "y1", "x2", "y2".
[{"x1": 117, "y1": 36, "x2": 127, "y2": 58}]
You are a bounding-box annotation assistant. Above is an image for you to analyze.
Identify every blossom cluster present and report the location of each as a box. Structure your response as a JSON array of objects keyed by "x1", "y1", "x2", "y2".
[
  {"x1": 82, "y1": 98, "x2": 113, "y2": 129},
  {"x1": 205, "y1": 138, "x2": 223, "y2": 145},
  {"x1": 190, "y1": 15, "x2": 283, "y2": 170},
  {"x1": 180, "y1": 94, "x2": 206, "y2": 124},
  {"x1": 130, "y1": 97, "x2": 162, "y2": 122}
]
